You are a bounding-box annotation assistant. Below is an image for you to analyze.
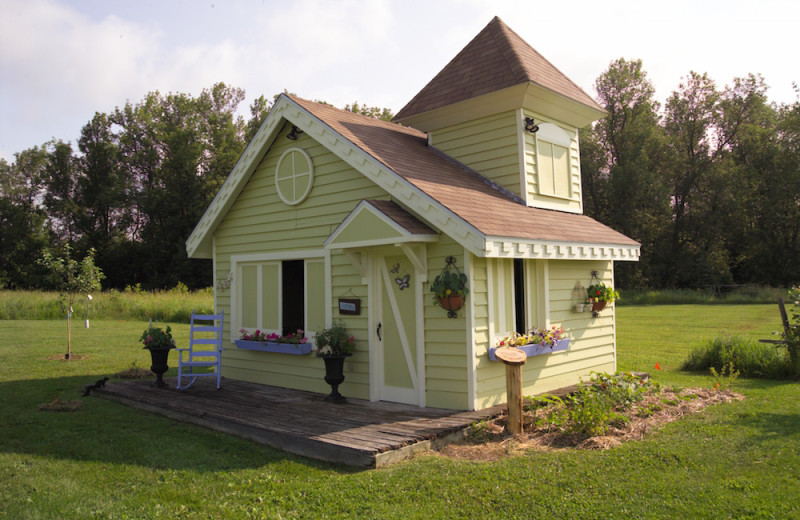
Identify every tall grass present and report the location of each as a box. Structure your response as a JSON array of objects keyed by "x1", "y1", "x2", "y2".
[
  {"x1": 0, "y1": 288, "x2": 214, "y2": 323},
  {"x1": 681, "y1": 333, "x2": 794, "y2": 379},
  {"x1": 618, "y1": 285, "x2": 788, "y2": 306}
]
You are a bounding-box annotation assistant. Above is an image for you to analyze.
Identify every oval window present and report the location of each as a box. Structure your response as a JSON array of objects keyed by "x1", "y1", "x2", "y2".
[{"x1": 275, "y1": 148, "x2": 314, "y2": 205}]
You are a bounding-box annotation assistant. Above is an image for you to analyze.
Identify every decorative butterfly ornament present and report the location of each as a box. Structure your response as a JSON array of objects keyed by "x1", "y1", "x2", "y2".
[{"x1": 395, "y1": 274, "x2": 410, "y2": 290}]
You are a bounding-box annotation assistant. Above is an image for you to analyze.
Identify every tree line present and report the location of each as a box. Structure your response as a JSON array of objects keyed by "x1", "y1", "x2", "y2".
[
  {"x1": 1, "y1": 61, "x2": 798, "y2": 291},
  {"x1": 580, "y1": 59, "x2": 798, "y2": 289},
  {"x1": 0, "y1": 85, "x2": 392, "y2": 290}
]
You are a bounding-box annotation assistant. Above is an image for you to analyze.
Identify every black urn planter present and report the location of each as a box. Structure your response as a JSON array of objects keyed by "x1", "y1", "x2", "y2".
[
  {"x1": 145, "y1": 347, "x2": 173, "y2": 387},
  {"x1": 320, "y1": 354, "x2": 351, "y2": 403}
]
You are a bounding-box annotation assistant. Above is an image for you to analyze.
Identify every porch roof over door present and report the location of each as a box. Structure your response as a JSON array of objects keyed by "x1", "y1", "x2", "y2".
[{"x1": 324, "y1": 199, "x2": 439, "y2": 250}]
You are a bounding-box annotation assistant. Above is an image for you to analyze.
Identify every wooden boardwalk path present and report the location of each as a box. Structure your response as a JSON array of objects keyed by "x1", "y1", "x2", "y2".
[{"x1": 96, "y1": 377, "x2": 504, "y2": 468}]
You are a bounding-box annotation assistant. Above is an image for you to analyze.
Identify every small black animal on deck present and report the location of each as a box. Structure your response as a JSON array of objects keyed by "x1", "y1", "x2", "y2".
[{"x1": 82, "y1": 376, "x2": 109, "y2": 396}]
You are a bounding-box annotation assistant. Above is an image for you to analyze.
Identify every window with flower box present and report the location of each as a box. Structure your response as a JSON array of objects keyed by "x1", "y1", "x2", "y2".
[
  {"x1": 488, "y1": 258, "x2": 548, "y2": 343},
  {"x1": 232, "y1": 252, "x2": 328, "y2": 343}
]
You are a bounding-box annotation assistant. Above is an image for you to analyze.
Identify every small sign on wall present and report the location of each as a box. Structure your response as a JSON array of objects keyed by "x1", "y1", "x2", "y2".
[{"x1": 338, "y1": 298, "x2": 361, "y2": 316}]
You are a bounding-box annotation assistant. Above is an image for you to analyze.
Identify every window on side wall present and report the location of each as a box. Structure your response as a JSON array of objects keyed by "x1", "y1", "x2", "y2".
[
  {"x1": 236, "y1": 258, "x2": 326, "y2": 340},
  {"x1": 535, "y1": 122, "x2": 572, "y2": 200},
  {"x1": 490, "y1": 258, "x2": 542, "y2": 341}
]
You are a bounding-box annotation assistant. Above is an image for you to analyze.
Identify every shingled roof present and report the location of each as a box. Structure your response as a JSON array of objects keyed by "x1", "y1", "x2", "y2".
[
  {"x1": 290, "y1": 95, "x2": 637, "y2": 248},
  {"x1": 394, "y1": 16, "x2": 603, "y2": 122}
]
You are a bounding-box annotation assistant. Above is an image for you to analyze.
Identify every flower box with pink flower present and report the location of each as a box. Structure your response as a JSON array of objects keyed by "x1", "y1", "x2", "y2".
[
  {"x1": 235, "y1": 329, "x2": 313, "y2": 355},
  {"x1": 488, "y1": 327, "x2": 570, "y2": 361}
]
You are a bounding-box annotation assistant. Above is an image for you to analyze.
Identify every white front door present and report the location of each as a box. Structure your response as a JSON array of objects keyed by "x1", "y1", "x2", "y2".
[{"x1": 373, "y1": 251, "x2": 422, "y2": 405}]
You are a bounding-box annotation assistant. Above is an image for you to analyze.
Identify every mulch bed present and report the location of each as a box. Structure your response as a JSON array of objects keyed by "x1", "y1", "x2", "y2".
[{"x1": 436, "y1": 388, "x2": 743, "y2": 461}]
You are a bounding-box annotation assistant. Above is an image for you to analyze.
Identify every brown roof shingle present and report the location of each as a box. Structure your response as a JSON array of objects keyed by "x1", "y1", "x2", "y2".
[
  {"x1": 365, "y1": 200, "x2": 437, "y2": 236},
  {"x1": 394, "y1": 16, "x2": 603, "y2": 121},
  {"x1": 290, "y1": 95, "x2": 638, "y2": 247}
]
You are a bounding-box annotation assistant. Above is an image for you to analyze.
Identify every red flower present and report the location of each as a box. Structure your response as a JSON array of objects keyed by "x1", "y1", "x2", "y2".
[{"x1": 655, "y1": 362, "x2": 661, "y2": 371}]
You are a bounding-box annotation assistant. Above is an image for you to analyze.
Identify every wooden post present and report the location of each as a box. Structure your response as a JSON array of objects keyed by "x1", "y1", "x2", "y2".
[{"x1": 494, "y1": 347, "x2": 527, "y2": 436}]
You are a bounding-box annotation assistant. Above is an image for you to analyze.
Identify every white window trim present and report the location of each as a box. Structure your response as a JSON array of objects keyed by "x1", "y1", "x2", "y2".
[
  {"x1": 535, "y1": 122, "x2": 574, "y2": 200},
  {"x1": 230, "y1": 250, "x2": 331, "y2": 344},
  {"x1": 488, "y1": 258, "x2": 550, "y2": 345}
]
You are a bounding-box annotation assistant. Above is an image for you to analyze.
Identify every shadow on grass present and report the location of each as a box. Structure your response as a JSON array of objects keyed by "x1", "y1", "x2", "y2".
[{"x1": 0, "y1": 376, "x2": 359, "y2": 474}]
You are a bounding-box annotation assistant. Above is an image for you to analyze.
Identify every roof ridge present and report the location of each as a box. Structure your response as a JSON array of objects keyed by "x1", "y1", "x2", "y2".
[{"x1": 395, "y1": 16, "x2": 602, "y2": 122}]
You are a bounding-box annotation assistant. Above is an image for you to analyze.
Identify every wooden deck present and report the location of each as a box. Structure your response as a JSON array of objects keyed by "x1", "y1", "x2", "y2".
[{"x1": 96, "y1": 377, "x2": 504, "y2": 468}]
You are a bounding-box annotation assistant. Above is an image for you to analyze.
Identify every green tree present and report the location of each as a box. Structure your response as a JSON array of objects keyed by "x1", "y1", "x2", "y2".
[
  {"x1": 344, "y1": 101, "x2": 394, "y2": 122},
  {"x1": 42, "y1": 140, "x2": 80, "y2": 242},
  {"x1": 582, "y1": 59, "x2": 670, "y2": 288},
  {"x1": 662, "y1": 72, "x2": 767, "y2": 287},
  {"x1": 113, "y1": 83, "x2": 247, "y2": 289},
  {"x1": 38, "y1": 246, "x2": 104, "y2": 359}
]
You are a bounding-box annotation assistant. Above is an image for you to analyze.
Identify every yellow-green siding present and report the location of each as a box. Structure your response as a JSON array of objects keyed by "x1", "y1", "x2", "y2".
[
  {"x1": 422, "y1": 235, "x2": 469, "y2": 409},
  {"x1": 474, "y1": 259, "x2": 616, "y2": 409},
  {"x1": 429, "y1": 111, "x2": 522, "y2": 198},
  {"x1": 214, "y1": 122, "x2": 387, "y2": 399}
]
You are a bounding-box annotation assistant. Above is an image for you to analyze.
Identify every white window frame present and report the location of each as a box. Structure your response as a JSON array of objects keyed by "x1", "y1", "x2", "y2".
[
  {"x1": 230, "y1": 250, "x2": 331, "y2": 344},
  {"x1": 535, "y1": 122, "x2": 573, "y2": 200},
  {"x1": 275, "y1": 147, "x2": 314, "y2": 206},
  {"x1": 488, "y1": 258, "x2": 549, "y2": 345}
]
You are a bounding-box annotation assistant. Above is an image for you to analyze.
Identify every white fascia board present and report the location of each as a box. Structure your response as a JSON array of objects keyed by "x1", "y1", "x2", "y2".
[{"x1": 483, "y1": 238, "x2": 641, "y2": 261}]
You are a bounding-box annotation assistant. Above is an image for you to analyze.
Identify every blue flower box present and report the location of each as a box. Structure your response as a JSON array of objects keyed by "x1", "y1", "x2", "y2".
[
  {"x1": 489, "y1": 338, "x2": 570, "y2": 361},
  {"x1": 235, "y1": 339, "x2": 313, "y2": 356}
]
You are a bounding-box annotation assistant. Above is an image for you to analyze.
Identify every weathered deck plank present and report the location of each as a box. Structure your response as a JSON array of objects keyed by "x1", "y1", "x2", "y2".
[{"x1": 96, "y1": 377, "x2": 504, "y2": 467}]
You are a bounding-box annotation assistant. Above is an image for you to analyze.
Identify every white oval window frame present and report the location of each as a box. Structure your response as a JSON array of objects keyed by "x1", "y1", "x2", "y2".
[{"x1": 275, "y1": 147, "x2": 314, "y2": 206}]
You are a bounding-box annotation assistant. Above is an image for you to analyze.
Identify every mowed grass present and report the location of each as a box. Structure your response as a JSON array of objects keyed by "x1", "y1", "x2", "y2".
[{"x1": 1, "y1": 305, "x2": 799, "y2": 519}]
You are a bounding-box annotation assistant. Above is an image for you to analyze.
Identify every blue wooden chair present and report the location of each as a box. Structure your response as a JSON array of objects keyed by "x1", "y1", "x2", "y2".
[{"x1": 176, "y1": 310, "x2": 224, "y2": 390}]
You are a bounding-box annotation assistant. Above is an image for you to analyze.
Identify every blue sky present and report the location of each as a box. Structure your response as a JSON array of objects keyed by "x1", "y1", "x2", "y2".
[{"x1": 1, "y1": 0, "x2": 798, "y2": 162}]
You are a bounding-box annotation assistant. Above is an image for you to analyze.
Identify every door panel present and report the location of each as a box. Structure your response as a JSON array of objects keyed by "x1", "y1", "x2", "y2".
[{"x1": 377, "y1": 253, "x2": 418, "y2": 404}]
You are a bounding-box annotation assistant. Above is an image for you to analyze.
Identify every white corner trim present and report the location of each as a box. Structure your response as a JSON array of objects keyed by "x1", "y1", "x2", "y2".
[{"x1": 464, "y1": 252, "x2": 477, "y2": 411}]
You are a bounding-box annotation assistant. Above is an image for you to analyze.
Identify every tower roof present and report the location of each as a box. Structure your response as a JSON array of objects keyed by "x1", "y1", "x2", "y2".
[{"x1": 394, "y1": 16, "x2": 603, "y2": 122}]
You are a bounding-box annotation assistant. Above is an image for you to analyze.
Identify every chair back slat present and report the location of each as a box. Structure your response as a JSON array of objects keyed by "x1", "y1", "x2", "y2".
[
  {"x1": 191, "y1": 313, "x2": 224, "y2": 321},
  {"x1": 190, "y1": 338, "x2": 221, "y2": 345},
  {"x1": 191, "y1": 325, "x2": 221, "y2": 333}
]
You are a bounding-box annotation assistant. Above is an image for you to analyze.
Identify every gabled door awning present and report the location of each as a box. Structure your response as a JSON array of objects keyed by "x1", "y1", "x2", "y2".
[{"x1": 325, "y1": 200, "x2": 438, "y2": 250}]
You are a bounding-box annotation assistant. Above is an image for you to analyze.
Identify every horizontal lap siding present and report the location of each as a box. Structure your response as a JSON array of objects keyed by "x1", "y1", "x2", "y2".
[
  {"x1": 475, "y1": 259, "x2": 616, "y2": 408},
  {"x1": 214, "y1": 125, "x2": 388, "y2": 400},
  {"x1": 423, "y1": 236, "x2": 469, "y2": 409},
  {"x1": 430, "y1": 111, "x2": 522, "y2": 198}
]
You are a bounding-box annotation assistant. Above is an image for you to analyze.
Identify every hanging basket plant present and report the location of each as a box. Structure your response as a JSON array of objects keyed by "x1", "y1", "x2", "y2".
[
  {"x1": 587, "y1": 271, "x2": 620, "y2": 315},
  {"x1": 430, "y1": 256, "x2": 469, "y2": 318}
]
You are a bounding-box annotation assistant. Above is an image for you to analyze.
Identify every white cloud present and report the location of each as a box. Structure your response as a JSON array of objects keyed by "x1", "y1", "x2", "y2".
[{"x1": 1, "y1": 0, "x2": 798, "y2": 163}]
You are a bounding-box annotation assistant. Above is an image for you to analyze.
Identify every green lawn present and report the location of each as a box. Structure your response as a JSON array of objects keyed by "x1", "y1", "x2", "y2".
[{"x1": 1, "y1": 306, "x2": 799, "y2": 519}]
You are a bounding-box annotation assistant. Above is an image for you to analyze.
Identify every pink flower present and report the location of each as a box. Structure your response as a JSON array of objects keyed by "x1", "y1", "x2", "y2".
[{"x1": 146, "y1": 335, "x2": 152, "y2": 344}]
